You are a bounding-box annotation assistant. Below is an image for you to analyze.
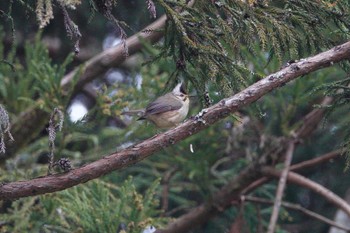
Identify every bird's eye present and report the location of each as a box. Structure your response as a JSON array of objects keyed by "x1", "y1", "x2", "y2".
[{"x1": 179, "y1": 94, "x2": 185, "y2": 97}]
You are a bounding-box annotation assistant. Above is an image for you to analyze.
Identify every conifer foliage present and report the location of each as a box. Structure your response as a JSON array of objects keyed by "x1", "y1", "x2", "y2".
[{"x1": 1, "y1": 0, "x2": 350, "y2": 232}]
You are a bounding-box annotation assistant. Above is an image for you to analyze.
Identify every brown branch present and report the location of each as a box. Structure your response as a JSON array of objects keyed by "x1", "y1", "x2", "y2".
[
  {"x1": 290, "y1": 149, "x2": 342, "y2": 172},
  {"x1": 1, "y1": 41, "x2": 350, "y2": 200},
  {"x1": 156, "y1": 94, "x2": 342, "y2": 233},
  {"x1": 262, "y1": 168, "x2": 350, "y2": 217},
  {"x1": 241, "y1": 96, "x2": 337, "y2": 195},
  {"x1": 242, "y1": 149, "x2": 342, "y2": 194},
  {"x1": 155, "y1": 130, "x2": 341, "y2": 232},
  {"x1": 294, "y1": 96, "x2": 333, "y2": 138},
  {"x1": 3, "y1": 14, "x2": 168, "y2": 161},
  {"x1": 241, "y1": 176, "x2": 269, "y2": 195},
  {"x1": 60, "y1": 0, "x2": 195, "y2": 93},
  {"x1": 267, "y1": 141, "x2": 295, "y2": 233},
  {"x1": 243, "y1": 196, "x2": 350, "y2": 232},
  {"x1": 158, "y1": 103, "x2": 342, "y2": 233},
  {"x1": 229, "y1": 205, "x2": 246, "y2": 233},
  {"x1": 60, "y1": 14, "x2": 167, "y2": 93},
  {"x1": 155, "y1": 160, "x2": 265, "y2": 233},
  {"x1": 161, "y1": 167, "x2": 179, "y2": 216}
]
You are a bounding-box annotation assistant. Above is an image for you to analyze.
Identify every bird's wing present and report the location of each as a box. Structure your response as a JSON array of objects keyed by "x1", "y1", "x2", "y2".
[
  {"x1": 145, "y1": 94, "x2": 182, "y2": 115},
  {"x1": 121, "y1": 109, "x2": 145, "y2": 116}
]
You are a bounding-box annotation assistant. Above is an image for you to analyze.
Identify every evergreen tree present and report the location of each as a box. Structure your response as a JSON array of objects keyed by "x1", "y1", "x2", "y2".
[{"x1": 0, "y1": 0, "x2": 350, "y2": 232}]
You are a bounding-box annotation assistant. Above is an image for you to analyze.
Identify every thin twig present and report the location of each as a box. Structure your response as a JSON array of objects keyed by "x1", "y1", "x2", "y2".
[
  {"x1": 229, "y1": 205, "x2": 246, "y2": 233},
  {"x1": 262, "y1": 168, "x2": 350, "y2": 217},
  {"x1": 290, "y1": 149, "x2": 341, "y2": 172},
  {"x1": 161, "y1": 167, "x2": 178, "y2": 215},
  {"x1": 295, "y1": 96, "x2": 333, "y2": 138},
  {"x1": 241, "y1": 177, "x2": 269, "y2": 195},
  {"x1": 267, "y1": 141, "x2": 295, "y2": 233},
  {"x1": 243, "y1": 196, "x2": 350, "y2": 232},
  {"x1": 242, "y1": 149, "x2": 342, "y2": 194},
  {"x1": 241, "y1": 96, "x2": 337, "y2": 195}
]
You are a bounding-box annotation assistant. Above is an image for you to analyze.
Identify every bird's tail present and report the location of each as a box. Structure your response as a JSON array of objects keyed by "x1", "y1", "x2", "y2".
[{"x1": 121, "y1": 109, "x2": 145, "y2": 118}]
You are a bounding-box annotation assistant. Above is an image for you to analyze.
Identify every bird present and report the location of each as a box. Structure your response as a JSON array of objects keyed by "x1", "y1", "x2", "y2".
[{"x1": 122, "y1": 82, "x2": 190, "y2": 128}]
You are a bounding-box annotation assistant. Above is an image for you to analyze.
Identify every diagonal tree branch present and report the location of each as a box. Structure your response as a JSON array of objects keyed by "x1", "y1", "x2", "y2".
[
  {"x1": 295, "y1": 96, "x2": 333, "y2": 138},
  {"x1": 242, "y1": 149, "x2": 342, "y2": 195},
  {"x1": 60, "y1": 15, "x2": 167, "y2": 93},
  {"x1": 156, "y1": 150, "x2": 343, "y2": 233},
  {"x1": 241, "y1": 96, "x2": 336, "y2": 195},
  {"x1": 2, "y1": 14, "x2": 168, "y2": 162},
  {"x1": 157, "y1": 92, "x2": 340, "y2": 233},
  {"x1": 290, "y1": 149, "x2": 342, "y2": 171},
  {"x1": 1, "y1": 41, "x2": 350, "y2": 200},
  {"x1": 155, "y1": 159, "x2": 266, "y2": 233},
  {"x1": 61, "y1": 0, "x2": 195, "y2": 94},
  {"x1": 159, "y1": 137, "x2": 342, "y2": 232},
  {"x1": 262, "y1": 168, "x2": 350, "y2": 217},
  {"x1": 243, "y1": 195, "x2": 350, "y2": 232}
]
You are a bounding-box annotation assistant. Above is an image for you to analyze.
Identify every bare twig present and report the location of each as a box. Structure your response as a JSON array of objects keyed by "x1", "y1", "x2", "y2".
[
  {"x1": 295, "y1": 96, "x2": 333, "y2": 138},
  {"x1": 242, "y1": 149, "x2": 342, "y2": 195},
  {"x1": 243, "y1": 196, "x2": 350, "y2": 232},
  {"x1": 262, "y1": 168, "x2": 350, "y2": 217},
  {"x1": 290, "y1": 149, "x2": 341, "y2": 172},
  {"x1": 155, "y1": 149, "x2": 342, "y2": 233},
  {"x1": 155, "y1": 162, "x2": 265, "y2": 233},
  {"x1": 241, "y1": 96, "x2": 337, "y2": 195},
  {"x1": 229, "y1": 205, "x2": 246, "y2": 233},
  {"x1": 1, "y1": 40, "x2": 350, "y2": 200},
  {"x1": 161, "y1": 167, "x2": 178, "y2": 215},
  {"x1": 267, "y1": 141, "x2": 295, "y2": 233},
  {"x1": 241, "y1": 176, "x2": 269, "y2": 195}
]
